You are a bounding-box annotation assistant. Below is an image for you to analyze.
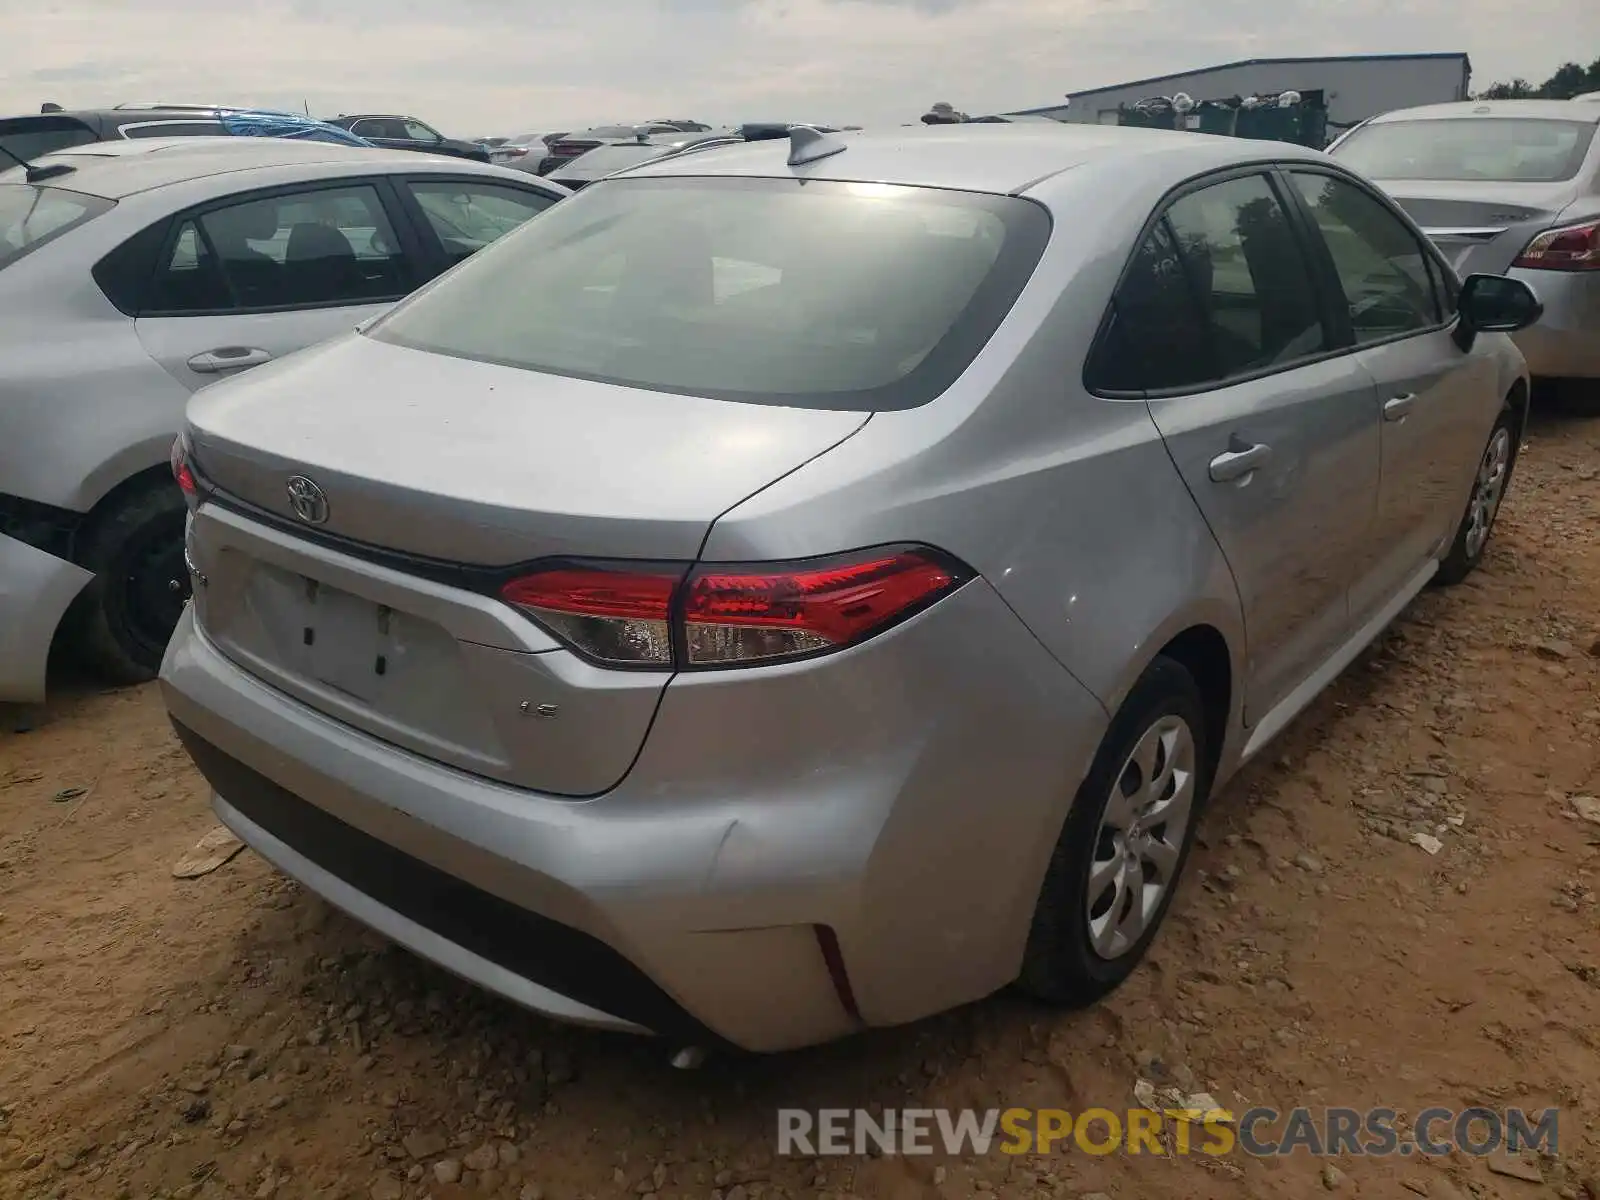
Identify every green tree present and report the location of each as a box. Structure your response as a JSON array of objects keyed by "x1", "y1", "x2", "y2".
[{"x1": 1477, "y1": 55, "x2": 1600, "y2": 99}]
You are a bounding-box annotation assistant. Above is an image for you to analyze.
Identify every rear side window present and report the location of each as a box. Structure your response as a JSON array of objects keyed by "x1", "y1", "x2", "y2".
[
  {"x1": 1163, "y1": 174, "x2": 1328, "y2": 379},
  {"x1": 369, "y1": 176, "x2": 1052, "y2": 411},
  {"x1": 120, "y1": 120, "x2": 228, "y2": 138},
  {"x1": 1084, "y1": 219, "x2": 1216, "y2": 392},
  {"x1": 1089, "y1": 172, "x2": 1328, "y2": 393},
  {"x1": 0, "y1": 183, "x2": 113, "y2": 270},
  {"x1": 0, "y1": 115, "x2": 98, "y2": 160},
  {"x1": 93, "y1": 220, "x2": 170, "y2": 314},
  {"x1": 145, "y1": 184, "x2": 414, "y2": 313}
]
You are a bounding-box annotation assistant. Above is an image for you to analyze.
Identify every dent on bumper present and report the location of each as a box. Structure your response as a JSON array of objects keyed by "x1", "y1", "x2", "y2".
[
  {"x1": 0, "y1": 535, "x2": 93, "y2": 704},
  {"x1": 160, "y1": 577, "x2": 1107, "y2": 1051}
]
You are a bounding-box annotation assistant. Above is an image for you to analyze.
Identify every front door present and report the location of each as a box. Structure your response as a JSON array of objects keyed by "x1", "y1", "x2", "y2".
[
  {"x1": 1283, "y1": 168, "x2": 1500, "y2": 622},
  {"x1": 1100, "y1": 170, "x2": 1381, "y2": 726},
  {"x1": 133, "y1": 180, "x2": 420, "y2": 391}
]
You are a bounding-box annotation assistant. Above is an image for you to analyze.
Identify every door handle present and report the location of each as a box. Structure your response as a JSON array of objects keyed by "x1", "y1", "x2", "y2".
[
  {"x1": 1383, "y1": 393, "x2": 1417, "y2": 422},
  {"x1": 186, "y1": 347, "x2": 272, "y2": 374},
  {"x1": 1209, "y1": 437, "x2": 1272, "y2": 483}
]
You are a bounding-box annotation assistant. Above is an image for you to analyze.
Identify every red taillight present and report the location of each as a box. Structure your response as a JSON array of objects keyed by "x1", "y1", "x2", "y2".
[
  {"x1": 500, "y1": 564, "x2": 681, "y2": 666},
  {"x1": 170, "y1": 435, "x2": 196, "y2": 495},
  {"x1": 497, "y1": 547, "x2": 969, "y2": 670},
  {"x1": 1513, "y1": 219, "x2": 1600, "y2": 271},
  {"x1": 683, "y1": 550, "x2": 961, "y2": 666}
]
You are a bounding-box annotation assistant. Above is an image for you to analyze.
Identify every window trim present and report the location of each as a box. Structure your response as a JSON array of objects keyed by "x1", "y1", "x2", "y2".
[
  {"x1": 117, "y1": 119, "x2": 230, "y2": 139},
  {"x1": 1082, "y1": 162, "x2": 1350, "y2": 401},
  {"x1": 389, "y1": 173, "x2": 564, "y2": 275},
  {"x1": 1272, "y1": 163, "x2": 1460, "y2": 355},
  {"x1": 136, "y1": 175, "x2": 424, "y2": 318}
]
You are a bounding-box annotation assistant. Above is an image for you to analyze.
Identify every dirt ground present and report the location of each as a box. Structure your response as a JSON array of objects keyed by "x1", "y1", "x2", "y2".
[{"x1": 3, "y1": 407, "x2": 1599, "y2": 1200}]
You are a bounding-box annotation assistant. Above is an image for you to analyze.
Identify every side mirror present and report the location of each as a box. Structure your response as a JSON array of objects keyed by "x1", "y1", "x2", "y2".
[{"x1": 1453, "y1": 273, "x2": 1542, "y2": 350}]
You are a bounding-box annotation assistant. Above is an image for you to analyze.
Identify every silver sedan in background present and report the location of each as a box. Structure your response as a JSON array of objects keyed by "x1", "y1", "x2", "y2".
[
  {"x1": 162, "y1": 124, "x2": 1540, "y2": 1053},
  {"x1": 1330, "y1": 99, "x2": 1600, "y2": 406}
]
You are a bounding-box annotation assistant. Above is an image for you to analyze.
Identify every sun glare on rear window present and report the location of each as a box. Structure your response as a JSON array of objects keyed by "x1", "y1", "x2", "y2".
[{"x1": 367, "y1": 176, "x2": 1051, "y2": 411}]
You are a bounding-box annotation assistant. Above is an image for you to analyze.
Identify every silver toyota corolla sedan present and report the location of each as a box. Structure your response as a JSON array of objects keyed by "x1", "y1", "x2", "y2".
[
  {"x1": 1329, "y1": 99, "x2": 1600, "y2": 404},
  {"x1": 160, "y1": 124, "x2": 1541, "y2": 1054}
]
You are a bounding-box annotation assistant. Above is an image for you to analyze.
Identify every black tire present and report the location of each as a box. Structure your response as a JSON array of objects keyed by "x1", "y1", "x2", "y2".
[
  {"x1": 1018, "y1": 655, "x2": 1211, "y2": 1007},
  {"x1": 1434, "y1": 405, "x2": 1519, "y2": 587},
  {"x1": 69, "y1": 480, "x2": 191, "y2": 684}
]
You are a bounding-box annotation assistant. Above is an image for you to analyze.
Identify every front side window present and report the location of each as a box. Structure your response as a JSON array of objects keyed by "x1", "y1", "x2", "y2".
[
  {"x1": 147, "y1": 184, "x2": 412, "y2": 313},
  {"x1": 1330, "y1": 117, "x2": 1598, "y2": 183},
  {"x1": 1289, "y1": 171, "x2": 1439, "y2": 343},
  {"x1": 403, "y1": 120, "x2": 441, "y2": 142},
  {"x1": 369, "y1": 176, "x2": 1051, "y2": 411},
  {"x1": 1162, "y1": 173, "x2": 1328, "y2": 380},
  {"x1": 0, "y1": 183, "x2": 113, "y2": 270},
  {"x1": 406, "y1": 180, "x2": 557, "y2": 265},
  {"x1": 352, "y1": 118, "x2": 406, "y2": 140}
]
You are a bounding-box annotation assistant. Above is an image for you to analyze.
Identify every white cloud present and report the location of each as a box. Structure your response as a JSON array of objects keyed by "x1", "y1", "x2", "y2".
[{"x1": 2, "y1": 0, "x2": 1592, "y2": 135}]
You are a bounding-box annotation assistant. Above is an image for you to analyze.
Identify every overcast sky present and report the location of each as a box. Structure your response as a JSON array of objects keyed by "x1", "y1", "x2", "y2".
[{"x1": 6, "y1": 0, "x2": 1594, "y2": 136}]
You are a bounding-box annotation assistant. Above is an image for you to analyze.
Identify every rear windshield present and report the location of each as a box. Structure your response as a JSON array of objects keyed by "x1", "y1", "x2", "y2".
[
  {"x1": 0, "y1": 184, "x2": 113, "y2": 270},
  {"x1": 368, "y1": 176, "x2": 1051, "y2": 411},
  {"x1": 0, "y1": 116, "x2": 99, "y2": 161},
  {"x1": 1331, "y1": 117, "x2": 1599, "y2": 183}
]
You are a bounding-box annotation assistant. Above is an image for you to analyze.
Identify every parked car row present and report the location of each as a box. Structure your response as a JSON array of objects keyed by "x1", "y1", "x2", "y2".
[
  {"x1": 1, "y1": 104, "x2": 375, "y2": 160},
  {"x1": 147, "y1": 121, "x2": 1551, "y2": 1057}
]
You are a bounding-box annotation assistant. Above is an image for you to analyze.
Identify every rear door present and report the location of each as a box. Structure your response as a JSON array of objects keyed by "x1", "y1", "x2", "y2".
[
  {"x1": 393, "y1": 175, "x2": 563, "y2": 275},
  {"x1": 132, "y1": 178, "x2": 425, "y2": 391},
  {"x1": 1283, "y1": 167, "x2": 1497, "y2": 621},
  {"x1": 1095, "y1": 168, "x2": 1382, "y2": 726}
]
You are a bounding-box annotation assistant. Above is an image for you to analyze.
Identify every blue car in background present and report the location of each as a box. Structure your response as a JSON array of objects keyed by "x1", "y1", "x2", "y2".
[{"x1": 1, "y1": 104, "x2": 375, "y2": 161}]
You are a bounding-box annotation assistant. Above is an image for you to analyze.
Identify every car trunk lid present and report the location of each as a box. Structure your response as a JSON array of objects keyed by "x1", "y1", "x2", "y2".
[
  {"x1": 1378, "y1": 180, "x2": 1577, "y2": 276},
  {"x1": 183, "y1": 333, "x2": 869, "y2": 795}
]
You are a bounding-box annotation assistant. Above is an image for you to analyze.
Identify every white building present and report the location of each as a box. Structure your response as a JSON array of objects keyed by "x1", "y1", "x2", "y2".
[{"x1": 1009, "y1": 53, "x2": 1472, "y2": 133}]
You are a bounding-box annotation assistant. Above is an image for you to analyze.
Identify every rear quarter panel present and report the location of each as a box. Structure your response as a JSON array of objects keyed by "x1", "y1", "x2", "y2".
[{"x1": 0, "y1": 222, "x2": 190, "y2": 513}]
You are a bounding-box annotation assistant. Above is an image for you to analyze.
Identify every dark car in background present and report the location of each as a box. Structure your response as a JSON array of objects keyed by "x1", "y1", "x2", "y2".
[
  {"x1": 1, "y1": 105, "x2": 372, "y2": 160},
  {"x1": 325, "y1": 115, "x2": 490, "y2": 163}
]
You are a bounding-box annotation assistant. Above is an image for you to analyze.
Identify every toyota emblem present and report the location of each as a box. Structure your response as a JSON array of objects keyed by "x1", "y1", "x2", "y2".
[{"x1": 286, "y1": 475, "x2": 330, "y2": 525}]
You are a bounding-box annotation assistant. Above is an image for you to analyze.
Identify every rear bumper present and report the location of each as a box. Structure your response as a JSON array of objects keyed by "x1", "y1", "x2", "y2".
[
  {"x1": 1509, "y1": 267, "x2": 1600, "y2": 379},
  {"x1": 0, "y1": 534, "x2": 92, "y2": 703},
  {"x1": 160, "y1": 581, "x2": 1108, "y2": 1052}
]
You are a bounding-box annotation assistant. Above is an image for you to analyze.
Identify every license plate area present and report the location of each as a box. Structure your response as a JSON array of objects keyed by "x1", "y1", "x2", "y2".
[{"x1": 299, "y1": 576, "x2": 391, "y2": 702}]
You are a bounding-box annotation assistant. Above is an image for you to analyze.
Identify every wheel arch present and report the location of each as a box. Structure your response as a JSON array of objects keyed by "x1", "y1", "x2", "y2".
[{"x1": 1099, "y1": 602, "x2": 1245, "y2": 788}]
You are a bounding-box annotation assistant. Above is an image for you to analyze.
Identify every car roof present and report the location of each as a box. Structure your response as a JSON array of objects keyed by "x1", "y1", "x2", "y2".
[
  {"x1": 26, "y1": 106, "x2": 325, "y2": 125},
  {"x1": 620, "y1": 123, "x2": 1331, "y2": 196},
  {"x1": 3, "y1": 136, "x2": 488, "y2": 199},
  {"x1": 1365, "y1": 99, "x2": 1600, "y2": 125}
]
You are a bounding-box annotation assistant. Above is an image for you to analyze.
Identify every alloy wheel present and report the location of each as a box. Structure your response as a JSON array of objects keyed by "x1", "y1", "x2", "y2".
[
  {"x1": 1086, "y1": 714, "x2": 1197, "y2": 960},
  {"x1": 1464, "y1": 426, "x2": 1512, "y2": 561}
]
